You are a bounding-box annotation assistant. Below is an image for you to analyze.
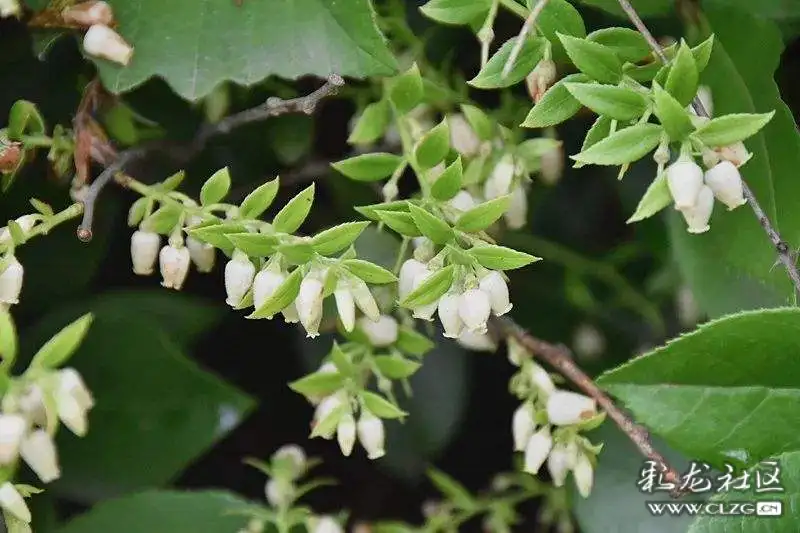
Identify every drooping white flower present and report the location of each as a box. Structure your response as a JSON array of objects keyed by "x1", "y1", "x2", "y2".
[
  {"x1": 484, "y1": 154, "x2": 515, "y2": 200},
  {"x1": 130, "y1": 230, "x2": 160, "y2": 275},
  {"x1": 448, "y1": 190, "x2": 478, "y2": 213},
  {"x1": 159, "y1": 244, "x2": 191, "y2": 290},
  {"x1": 546, "y1": 391, "x2": 597, "y2": 426},
  {"x1": 546, "y1": 442, "x2": 573, "y2": 487},
  {"x1": 573, "y1": 452, "x2": 595, "y2": 497},
  {"x1": 20, "y1": 430, "x2": 60, "y2": 483},
  {"x1": 666, "y1": 159, "x2": 704, "y2": 210},
  {"x1": 333, "y1": 280, "x2": 356, "y2": 333},
  {"x1": 410, "y1": 270, "x2": 439, "y2": 321},
  {"x1": 357, "y1": 409, "x2": 385, "y2": 459},
  {"x1": 523, "y1": 427, "x2": 553, "y2": 475},
  {"x1": 0, "y1": 256, "x2": 24, "y2": 306},
  {"x1": 351, "y1": 278, "x2": 380, "y2": 322},
  {"x1": 704, "y1": 161, "x2": 746, "y2": 210},
  {"x1": 83, "y1": 24, "x2": 134, "y2": 66},
  {"x1": 458, "y1": 288, "x2": 491, "y2": 333},
  {"x1": 398, "y1": 259, "x2": 428, "y2": 301},
  {"x1": 504, "y1": 186, "x2": 528, "y2": 229},
  {"x1": 0, "y1": 215, "x2": 37, "y2": 245},
  {"x1": 296, "y1": 275, "x2": 325, "y2": 338},
  {"x1": 715, "y1": 141, "x2": 750, "y2": 168},
  {"x1": 680, "y1": 185, "x2": 714, "y2": 234},
  {"x1": 506, "y1": 337, "x2": 527, "y2": 366},
  {"x1": 512, "y1": 403, "x2": 535, "y2": 452},
  {"x1": 525, "y1": 59, "x2": 557, "y2": 103},
  {"x1": 358, "y1": 315, "x2": 398, "y2": 347},
  {"x1": 449, "y1": 114, "x2": 481, "y2": 157},
  {"x1": 457, "y1": 331, "x2": 497, "y2": 352},
  {"x1": 539, "y1": 143, "x2": 564, "y2": 186},
  {"x1": 253, "y1": 268, "x2": 286, "y2": 315},
  {"x1": 479, "y1": 271, "x2": 512, "y2": 316},
  {"x1": 0, "y1": 415, "x2": 26, "y2": 464},
  {"x1": 224, "y1": 251, "x2": 255, "y2": 306},
  {"x1": 437, "y1": 293, "x2": 463, "y2": 339},
  {"x1": 56, "y1": 368, "x2": 94, "y2": 436},
  {"x1": 676, "y1": 285, "x2": 701, "y2": 327},
  {"x1": 311, "y1": 516, "x2": 344, "y2": 533},
  {"x1": 265, "y1": 478, "x2": 293, "y2": 508},
  {"x1": 336, "y1": 412, "x2": 356, "y2": 457},
  {"x1": 313, "y1": 394, "x2": 344, "y2": 439},
  {"x1": 0, "y1": 483, "x2": 30, "y2": 524},
  {"x1": 62, "y1": 1, "x2": 114, "y2": 26},
  {"x1": 529, "y1": 364, "x2": 555, "y2": 397},
  {"x1": 186, "y1": 236, "x2": 216, "y2": 273}
]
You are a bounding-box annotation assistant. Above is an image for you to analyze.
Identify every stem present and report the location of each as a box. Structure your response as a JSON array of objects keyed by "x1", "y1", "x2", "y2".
[
  {"x1": 502, "y1": 0, "x2": 551, "y2": 79},
  {"x1": 0, "y1": 204, "x2": 84, "y2": 254},
  {"x1": 498, "y1": 0, "x2": 528, "y2": 19},
  {"x1": 615, "y1": 0, "x2": 800, "y2": 300},
  {"x1": 20, "y1": 135, "x2": 53, "y2": 147}
]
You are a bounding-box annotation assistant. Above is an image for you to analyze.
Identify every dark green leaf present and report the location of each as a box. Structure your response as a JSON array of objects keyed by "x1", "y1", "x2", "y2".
[
  {"x1": 8, "y1": 100, "x2": 45, "y2": 140},
  {"x1": 468, "y1": 36, "x2": 548, "y2": 89},
  {"x1": 558, "y1": 33, "x2": 623, "y2": 83},
  {"x1": 564, "y1": 82, "x2": 649, "y2": 121},
  {"x1": 535, "y1": 0, "x2": 586, "y2": 42},
  {"x1": 587, "y1": 27, "x2": 650, "y2": 63}
]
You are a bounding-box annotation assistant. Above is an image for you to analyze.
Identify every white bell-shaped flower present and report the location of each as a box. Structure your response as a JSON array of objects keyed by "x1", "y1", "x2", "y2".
[
  {"x1": 449, "y1": 114, "x2": 481, "y2": 157},
  {"x1": 716, "y1": 141, "x2": 750, "y2": 167},
  {"x1": 512, "y1": 403, "x2": 535, "y2": 452},
  {"x1": 437, "y1": 293, "x2": 463, "y2": 338},
  {"x1": 546, "y1": 390, "x2": 597, "y2": 426},
  {"x1": 458, "y1": 288, "x2": 491, "y2": 333},
  {"x1": 59, "y1": 368, "x2": 94, "y2": 411},
  {"x1": 0, "y1": 414, "x2": 26, "y2": 464},
  {"x1": 573, "y1": 452, "x2": 594, "y2": 497},
  {"x1": 529, "y1": 364, "x2": 555, "y2": 397},
  {"x1": 336, "y1": 412, "x2": 356, "y2": 457},
  {"x1": 666, "y1": 159, "x2": 704, "y2": 210},
  {"x1": 296, "y1": 275, "x2": 325, "y2": 338},
  {"x1": 539, "y1": 144, "x2": 564, "y2": 186},
  {"x1": 0, "y1": 482, "x2": 30, "y2": 523},
  {"x1": 351, "y1": 278, "x2": 380, "y2": 322},
  {"x1": 704, "y1": 161, "x2": 746, "y2": 210},
  {"x1": 312, "y1": 393, "x2": 344, "y2": 439},
  {"x1": 186, "y1": 236, "x2": 215, "y2": 273},
  {"x1": 56, "y1": 368, "x2": 94, "y2": 437},
  {"x1": 456, "y1": 331, "x2": 497, "y2": 352},
  {"x1": 0, "y1": 215, "x2": 38, "y2": 244},
  {"x1": 358, "y1": 315, "x2": 398, "y2": 347},
  {"x1": 282, "y1": 302, "x2": 300, "y2": 324},
  {"x1": 523, "y1": 427, "x2": 553, "y2": 475},
  {"x1": 546, "y1": 441, "x2": 573, "y2": 487},
  {"x1": 224, "y1": 251, "x2": 255, "y2": 306},
  {"x1": 399, "y1": 259, "x2": 428, "y2": 301},
  {"x1": 0, "y1": 256, "x2": 24, "y2": 306},
  {"x1": 20, "y1": 430, "x2": 60, "y2": 483},
  {"x1": 680, "y1": 185, "x2": 715, "y2": 234},
  {"x1": 253, "y1": 268, "x2": 286, "y2": 315},
  {"x1": 504, "y1": 186, "x2": 528, "y2": 229},
  {"x1": 357, "y1": 409, "x2": 385, "y2": 459},
  {"x1": 525, "y1": 59, "x2": 557, "y2": 103},
  {"x1": 506, "y1": 337, "x2": 527, "y2": 366},
  {"x1": 479, "y1": 271, "x2": 512, "y2": 316},
  {"x1": 130, "y1": 230, "x2": 161, "y2": 275},
  {"x1": 83, "y1": 24, "x2": 133, "y2": 65},
  {"x1": 484, "y1": 154, "x2": 515, "y2": 200},
  {"x1": 273, "y1": 444, "x2": 306, "y2": 476},
  {"x1": 333, "y1": 280, "x2": 356, "y2": 332},
  {"x1": 311, "y1": 516, "x2": 344, "y2": 533},
  {"x1": 448, "y1": 190, "x2": 478, "y2": 213},
  {"x1": 159, "y1": 244, "x2": 191, "y2": 290},
  {"x1": 62, "y1": 1, "x2": 114, "y2": 26}
]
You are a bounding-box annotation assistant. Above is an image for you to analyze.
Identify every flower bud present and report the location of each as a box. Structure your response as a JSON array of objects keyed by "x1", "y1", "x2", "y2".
[
  {"x1": 224, "y1": 252, "x2": 256, "y2": 307},
  {"x1": 547, "y1": 442, "x2": 573, "y2": 487},
  {"x1": 523, "y1": 427, "x2": 552, "y2": 475},
  {"x1": 546, "y1": 391, "x2": 597, "y2": 426},
  {"x1": 504, "y1": 186, "x2": 528, "y2": 229},
  {"x1": 0, "y1": 415, "x2": 26, "y2": 464},
  {"x1": 62, "y1": 1, "x2": 114, "y2": 26},
  {"x1": 512, "y1": 403, "x2": 535, "y2": 452},
  {"x1": 358, "y1": 315, "x2": 398, "y2": 347},
  {"x1": 411, "y1": 270, "x2": 439, "y2": 321},
  {"x1": 398, "y1": 259, "x2": 428, "y2": 301},
  {"x1": 382, "y1": 180, "x2": 399, "y2": 201},
  {"x1": 0, "y1": 257, "x2": 24, "y2": 306},
  {"x1": 448, "y1": 190, "x2": 478, "y2": 213},
  {"x1": 449, "y1": 114, "x2": 481, "y2": 157},
  {"x1": 573, "y1": 452, "x2": 594, "y2": 497},
  {"x1": 0, "y1": 215, "x2": 37, "y2": 245},
  {"x1": 526, "y1": 59, "x2": 557, "y2": 103},
  {"x1": 715, "y1": 142, "x2": 750, "y2": 168},
  {"x1": 437, "y1": 293, "x2": 463, "y2": 339},
  {"x1": 296, "y1": 276, "x2": 325, "y2": 338},
  {"x1": 357, "y1": 409, "x2": 385, "y2": 459},
  {"x1": 273, "y1": 444, "x2": 307, "y2": 477},
  {"x1": 333, "y1": 280, "x2": 356, "y2": 332},
  {"x1": 130, "y1": 230, "x2": 161, "y2": 275},
  {"x1": 572, "y1": 324, "x2": 605, "y2": 360},
  {"x1": 311, "y1": 516, "x2": 344, "y2": 533},
  {"x1": 265, "y1": 478, "x2": 294, "y2": 508},
  {"x1": 676, "y1": 285, "x2": 700, "y2": 327},
  {"x1": 83, "y1": 24, "x2": 134, "y2": 66},
  {"x1": 59, "y1": 368, "x2": 94, "y2": 412},
  {"x1": 351, "y1": 278, "x2": 380, "y2": 322},
  {"x1": 539, "y1": 144, "x2": 564, "y2": 186},
  {"x1": 680, "y1": 185, "x2": 714, "y2": 234},
  {"x1": 457, "y1": 331, "x2": 497, "y2": 352},
  {"x1": 479, "y1": 271, "x2": 512, "y2": 316},
  {"x1": 20, "y1": 430, "x2": 60, "y2": 483},
  {"x1": 458, "y1": 288, "x2": 491, "y2": 334},
  {"x1": 0, "y1": 483, "x2": 30, "y2": 523},
  {"x1": 666, "y1": 159, "x2": 704, "y2": 210},
  {"x1": 159, "y1": 244, "x2": 191, "y2": 290},
  {"x1": 186, "y1": 236, "x2": 215, "y2": 273},
  {"x1": 336, "y1": 412, "x2": 356, "y2": 457},
  {"x1": 253, "y1": 269, "x2": 286, "y2": 315},
  {"x1": 529, "y1": 364, "x2": 555, "y2": 397},
  {"x1": 704, "y1": 161, "x2": 746, "y2": 210},
  {"x1": 484, "y1": 154, "x2": 515, "y2": 200}
]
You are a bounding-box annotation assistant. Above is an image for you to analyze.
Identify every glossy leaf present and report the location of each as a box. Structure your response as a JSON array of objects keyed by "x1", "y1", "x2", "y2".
[
  {"x1": 311, "y1": 221, "x2": 370, "y2": 256},
  {"x1": 238, "y1": 178, "x2": 279, "y2": 219},
  {"x1": 332, "y1": 153, "x2": 405, "y2": 182},
  {"x1": 564, "y1": 82, "x2": 649, "y2": 121},
  {"x1": 468, "y1": 36, "x2": 548, "y2": 89},
  {"x1": 692, "y1": 112, "x2": 776, "y2": 147},
  {"x1": 558, "y1": 33, "x2": 623, "y2": 84},
  {"x1": 407, "y1": 205, "x2": 454, "y2": 244},
  {"x1": 455, "y1": 196, "x2": 510, "y2": 232},
  {"x1": 273, "y1": 184, "x2": 315, "y2": 233},
  {"x1": 521, "y1": 74, "x2": 588, "y2": 128},
  {"x1": 572, "y1": 123, "x2": 663, "y2": 166},
  {"x1": 419, "y1": 0, "x2": 493, "y2": 26},
  {"x1": 535, "y1": 0, "x2": 586, "y2": 42}
]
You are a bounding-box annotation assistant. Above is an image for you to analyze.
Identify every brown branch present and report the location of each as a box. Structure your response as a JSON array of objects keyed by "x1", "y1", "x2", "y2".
[
  {"x1": 76, "y1": 74, "x2": 345, "y2": 240},
  {"x1": 615, "y1": 0, "x2": 800, "y2": 300},
  {"x1": 494, "y1": 316, "x2": 683, "y2": 495}
]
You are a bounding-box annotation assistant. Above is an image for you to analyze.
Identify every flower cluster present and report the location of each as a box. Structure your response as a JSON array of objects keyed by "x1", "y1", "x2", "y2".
[{"x1": 507, "y1": 338, "x2": 604, "y2": 498}]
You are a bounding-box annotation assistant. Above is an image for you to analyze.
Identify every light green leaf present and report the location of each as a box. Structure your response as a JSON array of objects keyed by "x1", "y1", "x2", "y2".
[
  {"x1": 56, "y1": 490, "x2": 250, "y2": 533},
  {"x1": 419, "y1": 0, "x2": 493, "y2": 26},
  {"x1": 399, "y1": 265, "x2": 455, "y2": 309},
  {"x1": 373, "y1": 355, "x2": 421, "y2": 379},
  {"x1": 431, "y1": 157, "x2": 463, "y2": 201},
  {"x1": 521, "y1": 73, "x2": 588, "y2": 128},
  {"x1": 455, "y1": 196, "x2": 510, "y2": 232},
  {"x1": 187, "y1": 222, "x2": 248, "y2": 256},
  {"x1": 332, "y1": 153, "x2": 405, "y2": 182},
  {"x1": 558, "y1": 33, "x2": 623, "y2": 84},
  {"x1": 414, "y1": 119, "x2": 450, "y2": 169},
  {"x1": 691, "y1": 34, "x2": 715, "y2": 72},
  {"x1": 598, "y1": 308, "x2": 800, "y2": 469},
  {"x1": 239, "y1": 177, "x2": 280, "y2": 219},
  {"x1": 126, "y1": 199, "x2": 147, "y2": 228},
  {"x1": 248, "y1": 267, "x2": 303, "y2": 319},
  {"x1": 311, "y1": 221, "x2": 370, "y2": 256},
  {"x1": 627, "y1": 172, "x2": 672, "y2": 223},
  {"x1": 376, "y1": 210, "x2": 423, "y2": 237},
  {"x1": 348, "y1": 100, "x2": 392, "y2": 145},
  {"x1": 652, "y1": 83, "x2": 695, "y2": 141},
  {"x1": 225, "y1": 233, "x2": 279, "y2": 257},
  {"x1": 564, "y1": 82, "x2": 649, "y2": 121},
  {"x1": 8, "y1": 100, "x2": 45, "y2": 140},
  {"x1": 159, "y1": 171, "x2": 186, "y2": 192},
  {"x1": 692, "y1": 112, "x2": 776, "y2": 147},
  {"x1": 29, "y1": 198, "x2": 54, "y2": 217},
  {"x1": 360, "y1": 391, "x2": 407, "y2": 419},
  {"x1": 277, "y1": 241, "x2": 315, "y2": 265},
  {"x1": 354, "y1": 200, "x2": 410, "y2": 221},
  {"x1": 572, "y1": 123, "x2": 663, "y2": 166},
  {"x1": 579, "y1": 114, "x2": 613, "y2": 156},
  {"x1": 94, "y1": 0, "x2": 398, "y2": 101},
  {"x1": 273, "y1": 184, "x2": 315, "y2": 233},
  {"x1": 199, "y1": 167, "x2": 231, "y2": 206},
  {"x1": 140, "y1": 204, "x2": 182, "y2": 234},
  {"x1": 407, "y1": 205, "x2": 454, "y2": 244},
  {"x1": 665, "y1": 42, "x2": 699, "y2": 106},
  {"x1": 395, "y1": 326, "x2": 435, "y2": 356},
  {"x1": 389, "y1": 63, "x2": 424, "y2": 114},
  {"x1": 535, "y1": 0, "x2": 586, "y2": 42},
  {"x1": 342, "y1": 259, "x2": 397, "y2": 284},
  {"x1": 428, "y1": 468, "x2": 475, "y2": 509},
  {"x1": 468, "y1": 36, "x2": 548, "y2": 89},
  {"x1": 468, "y1": 245, "x2": 541, "y2": 270},
  {"x1": 289, "y1": 371, "x2": 344, "y2": 398},
  {"x1": 0, "y1": 310, "x2": 17, "y2": 367},
  {"x1": 460, "y1": 104, "x2": 493, "y2": 141},
  {"x1": 29, "y1": 313, "x2": 94, "y2": 370},
  {"x1": 587, "y1": 27, "x2": 650, "y2": 63}
]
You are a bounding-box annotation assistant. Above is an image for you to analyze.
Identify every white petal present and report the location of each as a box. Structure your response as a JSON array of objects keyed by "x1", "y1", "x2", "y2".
[
  {"x1": 159, "y1": 245, "x2": 191, "y2": 290},
  {"x1": 0, "y1": 483, "x2": 30, "y2": 523},
  {"x1": 336, "y1": 413, "x2": 356, "y2": 457},
  {"x1": 680, "y1": 185, "x2": 714, "y2": 234},
  {"x1": 704, "y1": 161, "x2": 746, "y2": 210},
  {"x1": 358, "y1": 315, "x2": 398, "y2": 347},
  {"x1": 357, "y1": 410, "x2": 385, "y2": 459},
  {"x1": 512, "y1": 403, "x2": 535, "y2": 452},
  {"x1": 479, "y1": 271, "x2": 512, "y2": 316},
  {"x1": 334, "y1": 283, "x2": 356, "y2": 332},
  {"x1": 186, "y1": 236, "x2": 216, "y2": 273},
  {"x1": 0, "y1": 257, "x2": 24, "y2": 305},
  {"x1": 573, "y1": 452, "x2": 594, "y2": 497},
  {"x1": 0, "y1": 415, "x2": 26, "y2": 464},
  {"x1": 437, "y1": 293, "x2": 463, "y2": 338},
  {"x1": 456, "y1": 331, "x2": 497, "y2": 352},
  {"x1": 398, "y1": 259, "x2": 428, "y2": 300},
  {"x1": 458, "y1": 288, "x2": 491, "y2": 333},
  {"x1": 253, "y1": 270, "x2": 286, "y2": 313},
  {"x1": 546, "y1": 390, "x2": 597, "y2": 426},
  {"x1": 666, "y1": 160, "x2": 704, "y2": 210},
  {"x1": 131, "y1": 231, "x2": 161, "y2": 275},
  {"x1": 224, "y1": 254, "x2": 256, "y2": 306},
  {"x1": 20, "y1": 430, "x2": 60, "y2": 483},
  {"x1": 523, "y1": 428, "x2": 552, "y2": 475}
]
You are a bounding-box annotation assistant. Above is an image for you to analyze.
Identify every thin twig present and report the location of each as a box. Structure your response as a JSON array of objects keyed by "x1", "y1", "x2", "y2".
[
  {"x1": 501, "y1": 0, "x2": 550, "y2": 79},
  {"x1": 494, "y1": 316, "x2": 683, "y2": 493},
  {"x1": 76, "y1": 75, "x2": 345, "y2": 241},
  {"x1": 616, "y1": 0, "x2": 800, "y2": 300}
]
